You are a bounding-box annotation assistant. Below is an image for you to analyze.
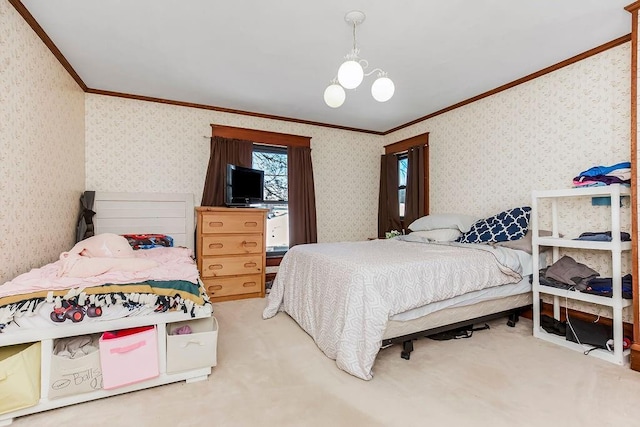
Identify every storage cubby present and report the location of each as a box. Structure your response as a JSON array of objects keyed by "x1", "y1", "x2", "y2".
[
  {"x1": 166, "y1": 316, "x2": 218, "y2": 373},
  {"x1": 0, "y1": 311, "x2": 215, "y2": 426},
  {"x1": 0, "y1": 342, "x2": 41, "y2": 416},
  {"x1": 49, "y1": 334, "x2": 102, "y2": 399}
]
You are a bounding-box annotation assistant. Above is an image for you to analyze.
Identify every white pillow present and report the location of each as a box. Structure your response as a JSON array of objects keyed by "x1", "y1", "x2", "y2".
[
  {"x1": 410, "y1": 229, "x2": 462, "y2": 242},
  {"x1": 408, "y1": 213, "x2": 480, "y2": 233}
]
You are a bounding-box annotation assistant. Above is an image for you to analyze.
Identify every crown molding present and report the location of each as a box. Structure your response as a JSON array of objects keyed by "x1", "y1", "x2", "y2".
[{"x1": 9, "y1": 0, "x2": 631, "y2": 136}]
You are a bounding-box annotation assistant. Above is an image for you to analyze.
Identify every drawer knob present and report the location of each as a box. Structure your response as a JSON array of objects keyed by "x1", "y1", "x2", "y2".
[
  {"x1": 243, "y1": 281, "x2": 256, "y2": 288},
  {"x1": 209, "y1": 285, "x2": 223, "y2": 291},
  {"x1": 244, "y1": 221, "x2": 258, "y2": 228},
  {"x1": 209, "y1": 264, "x2": 223, "y2": 270},
  {"x1": 244, "y1": 262, "x2": 257, "y2": 268},
  {"x1": 209, "y1": 243, "x2": 223, "y2": 249},
  {"x1": 242, "y1": 241, "x2": 257, "y2": 248},
  {"x1": 208, "y1": 221, "x2": 224, "y2": 228}
]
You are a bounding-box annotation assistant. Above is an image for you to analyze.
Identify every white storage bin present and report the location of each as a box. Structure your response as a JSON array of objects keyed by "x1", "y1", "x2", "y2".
[
  {"x1": 0, "y1": 342, "x2": 41, "y2": 415},
  {"x1": 49, "y1": 335, "x2": 102, "y2": 399},
  {"x1": 99, "y1": 326, "x2": 159, "y2": 389},
  {"x1": 166, "y1": 316, "x2": 218, "y2": 373}
]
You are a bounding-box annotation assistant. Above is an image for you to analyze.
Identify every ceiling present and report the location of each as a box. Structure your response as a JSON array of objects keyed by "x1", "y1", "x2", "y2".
[{"x1": 19, "y1": 0, "x2": 632, "y2": 134}]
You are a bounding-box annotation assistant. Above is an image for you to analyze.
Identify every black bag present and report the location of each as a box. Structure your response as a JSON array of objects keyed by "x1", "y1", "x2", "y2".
[
  {"x1": 427, "y1": 324, "x2": 490, "y2": 341},
  {"x1": 565, "y1": 316, "x2": 612, "y2": 349}
]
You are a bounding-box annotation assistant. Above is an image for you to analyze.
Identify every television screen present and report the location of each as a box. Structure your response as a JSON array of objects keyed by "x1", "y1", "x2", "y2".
[{"x1": 225, "y1": 164, "x2": 264, "y2": 206}]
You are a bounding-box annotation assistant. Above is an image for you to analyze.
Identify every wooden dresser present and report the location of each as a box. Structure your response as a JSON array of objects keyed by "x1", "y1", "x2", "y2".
[{"x1": 196, "y1": 206, "x2": 268, "y2": 302}]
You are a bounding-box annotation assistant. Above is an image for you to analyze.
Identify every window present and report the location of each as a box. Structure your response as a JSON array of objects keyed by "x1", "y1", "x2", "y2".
[
  {"x1": 252, "y1": 144, "x2": 289, "y2": 255},
  {"x1": 398, "y1": 154, "x2": 408, "y2": 218}
]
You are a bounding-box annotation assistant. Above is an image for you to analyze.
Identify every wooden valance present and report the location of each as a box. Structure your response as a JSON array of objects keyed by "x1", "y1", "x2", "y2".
[{"x1": 211, "y1": 125, "x2": 311, "y2": 148}]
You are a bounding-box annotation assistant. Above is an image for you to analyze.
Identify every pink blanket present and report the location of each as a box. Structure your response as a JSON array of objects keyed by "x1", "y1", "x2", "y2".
[{"x1": 0, "y1": 247, "x2": 199, "y2": 299}]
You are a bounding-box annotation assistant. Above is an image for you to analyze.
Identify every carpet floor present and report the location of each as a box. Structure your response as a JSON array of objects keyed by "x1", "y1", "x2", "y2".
[{"x1": 13, "y1": 298, "x2": 640, "y2": 427}]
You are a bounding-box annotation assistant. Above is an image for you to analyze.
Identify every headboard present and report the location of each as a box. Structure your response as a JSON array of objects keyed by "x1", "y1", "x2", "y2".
[{"x1": 93, "y1": 192, "x2": 195, "y2": 251}]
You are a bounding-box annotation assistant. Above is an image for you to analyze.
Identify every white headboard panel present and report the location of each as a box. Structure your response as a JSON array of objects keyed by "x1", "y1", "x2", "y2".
[{"x1": 93, "y1": 192, "x2": 195, "y2": 251}]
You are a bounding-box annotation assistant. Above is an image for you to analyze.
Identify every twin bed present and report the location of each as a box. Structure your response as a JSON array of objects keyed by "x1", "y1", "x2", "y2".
[
  {"x1": 264, "y1": 210, "x2": 538, "y2": 380},
  {"x1": 0, "y1": 192, "x2": 213, "y2": 424},
  {"x1": 0, "y1": 192, "x2": 207, "y2": 334}
]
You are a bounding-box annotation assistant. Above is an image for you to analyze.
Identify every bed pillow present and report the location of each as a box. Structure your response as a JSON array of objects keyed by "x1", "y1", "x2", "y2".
[
  {"x1": 457, "y1": 207, "x2": 531, "y2": 244},
  {"x1": 122, "y1": 234, "x2": 174, "y2": 250},
  {"x1": 408, "y1": 213, "x2": 480, "y2": 233},
  {"x1": 493, "y1": 229, "x2": 553, "y2": 254},
  {"x1": 410, "y1": 229, "x2": 462, "y2": 242}
]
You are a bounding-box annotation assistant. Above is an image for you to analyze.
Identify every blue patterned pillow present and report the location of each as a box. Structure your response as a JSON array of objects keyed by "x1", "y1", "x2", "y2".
[{"x1": 457, "y1": 207, "x2": 531, "y2": 244}]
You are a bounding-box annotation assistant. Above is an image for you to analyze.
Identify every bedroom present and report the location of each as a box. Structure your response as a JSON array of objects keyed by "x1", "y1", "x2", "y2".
[{"x1": 1, "y1": 0, "x2": 640, "y2": 425}]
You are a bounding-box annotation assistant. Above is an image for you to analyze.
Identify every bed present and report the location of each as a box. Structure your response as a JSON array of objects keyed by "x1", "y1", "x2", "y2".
[
  {"x1": 0, "y1": 192, "x2": 213, "y2": 425},
  {"x1": 0, "y1": 192, "x2": 207, "y2": 333},
  {"x1": 263, "y1": 209, "x2": 538, "y2": 381}
]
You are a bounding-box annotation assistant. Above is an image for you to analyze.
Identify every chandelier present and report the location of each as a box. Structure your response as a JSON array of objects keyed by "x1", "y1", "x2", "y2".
[{"x1": 324, "y1": 10, "x2": 395, "y2": 108}]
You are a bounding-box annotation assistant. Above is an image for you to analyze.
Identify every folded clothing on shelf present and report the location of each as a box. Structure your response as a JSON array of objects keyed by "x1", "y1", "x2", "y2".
[
  {"x1": 574, "y1": 231, "x2": 631, "y2": 242},
  {"x1": 583, "y1": 274, "x2": 633, "y2": 299},
  {"x1": 542, "y1": 255, "x2": 599, "y2": 291}
]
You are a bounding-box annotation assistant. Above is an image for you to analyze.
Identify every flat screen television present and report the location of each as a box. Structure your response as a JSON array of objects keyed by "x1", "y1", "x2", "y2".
[{"x1": 225, "y1": 164, "x2": 264, "y2": 206}]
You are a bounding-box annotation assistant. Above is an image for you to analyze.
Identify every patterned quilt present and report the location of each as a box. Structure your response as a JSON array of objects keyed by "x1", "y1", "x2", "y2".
[
  {"x1": 0, "y1": 247, "x2": 209, "y2": 331},
  {"x1": 263, "y1": 238, "x2": 524, "y2": 380}
]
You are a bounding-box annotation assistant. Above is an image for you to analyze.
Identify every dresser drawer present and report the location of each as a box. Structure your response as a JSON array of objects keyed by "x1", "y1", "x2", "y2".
[
  {"x1": 201, "y1": 235, "x2": 262, "y2": 256},
  {"x1": 200, "y1": 212, "x2": 264, "y2": 234},
  {"x1": 200, "y1": 255, "x2": 263, "y2": 277},
  {"x1": 203, "y1": 275, "x2": 263, "y2": 298}
]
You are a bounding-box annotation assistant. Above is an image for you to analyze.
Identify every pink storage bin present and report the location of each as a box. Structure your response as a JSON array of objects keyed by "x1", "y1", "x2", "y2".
[{"x1": 99, "y1": 326, "x2": 159, "y2": 390}]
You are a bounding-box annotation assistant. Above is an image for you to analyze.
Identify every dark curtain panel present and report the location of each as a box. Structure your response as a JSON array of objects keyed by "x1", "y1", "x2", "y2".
[
  {"x1": 288, "y1": 146, "x2": 317, "y2": 247},
  {"x1": 378, "y1": 154, "x2": 401, "y2": 238},
  {"x1": 201, "y1": 136, "x2": 253, "y2": 206},
  {"x1": 404, "y1": 145, "x2": 425, "y2": 231}
]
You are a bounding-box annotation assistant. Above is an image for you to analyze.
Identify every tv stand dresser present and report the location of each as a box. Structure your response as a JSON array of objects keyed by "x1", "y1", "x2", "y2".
[{"x1": 196, "y1": 207, "x2": 268, "y2": 302}]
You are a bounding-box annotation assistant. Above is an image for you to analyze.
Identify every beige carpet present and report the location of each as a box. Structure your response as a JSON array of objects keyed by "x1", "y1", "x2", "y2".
[{"x1": 14, "y1": 298, "x2": 640, "y2": 427}]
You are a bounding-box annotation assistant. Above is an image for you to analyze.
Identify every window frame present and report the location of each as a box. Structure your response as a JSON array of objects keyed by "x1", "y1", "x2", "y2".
[
  {"x1": 397, "y1": 153, "x2": 408, "y2": 219},
  {"x1": 383, "y1": 132, "x2": 430, "y2": 220},
  {"x1": 210, "y1": 125, "x2": 311, "y2": 262}
]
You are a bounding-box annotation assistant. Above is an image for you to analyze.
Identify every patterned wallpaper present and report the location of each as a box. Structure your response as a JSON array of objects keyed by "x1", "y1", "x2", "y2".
[
  {"x1": 386, "y1": 43, "x2": 632, "y2": 319},
  {"x1": 0, "y1": 0, "x2": 85, "y2": 283},
  {"x1": 2, "y1": 0, "x2": 635, "y2": 322},
  {"x1": 84, "y1": 95, "x2": 385, "y2": 244}
]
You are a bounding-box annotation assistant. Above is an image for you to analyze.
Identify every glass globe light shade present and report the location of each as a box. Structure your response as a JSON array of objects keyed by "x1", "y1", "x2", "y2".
[
  {"x1": 337, "y1": 60, "x2": 364, "y2": 89},
  {"x1": 371, "y1": 77, "x2": 395, "y2": 102},
  {"x1": 324, "y1": 84, "x2": 346, "y2": 108}
]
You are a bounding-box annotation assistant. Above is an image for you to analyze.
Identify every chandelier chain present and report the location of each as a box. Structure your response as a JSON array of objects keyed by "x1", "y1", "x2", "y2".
[{"x1": 352, "y1": 20, "x2": 357, "y2": 52}]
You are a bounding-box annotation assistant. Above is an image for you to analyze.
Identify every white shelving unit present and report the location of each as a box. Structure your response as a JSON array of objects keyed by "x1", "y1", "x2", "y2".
[
  {"x1": 531, "y1": 184, "x2": 631, "y2": 365},
  {"x1": 0, "y1": 310, "x2": 214, "y2": 426}
]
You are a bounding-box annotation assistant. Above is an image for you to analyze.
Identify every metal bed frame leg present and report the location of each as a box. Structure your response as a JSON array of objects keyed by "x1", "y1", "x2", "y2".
[
  {"x1": 507, "y1": 311, "x2": 520, "y2": 327},
  {"x1": 401, "y1": 339, "x2": 414, "y2": 360}
]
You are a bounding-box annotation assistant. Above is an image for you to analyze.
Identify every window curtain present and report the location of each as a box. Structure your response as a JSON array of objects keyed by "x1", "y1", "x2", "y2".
[
  {"x1": 403, "y1": 145, "x2": 425, "y2": 231},
  {"x1": 378, "y1": 154, "x2": 401, "y2": 238},
  {"x1": 201, "y1": 136, "x2": 253, "y2": 206},
  {"x1": 288, "y1": 146, "x2": 317, "y2": 247}
]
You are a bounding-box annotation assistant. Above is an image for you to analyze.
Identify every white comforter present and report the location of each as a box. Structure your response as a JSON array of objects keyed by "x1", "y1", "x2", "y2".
[{"x1": 263, "y1": 238, "x2": 523, "y2": 380}]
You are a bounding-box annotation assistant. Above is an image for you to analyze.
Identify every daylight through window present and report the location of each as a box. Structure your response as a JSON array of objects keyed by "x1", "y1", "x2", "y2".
[
  {"x1": 398, "y1": 154, "x2": 407, "y2": 218},
  {"x1": 252, "y1": 145, "x2": 289, "y2": 255}
]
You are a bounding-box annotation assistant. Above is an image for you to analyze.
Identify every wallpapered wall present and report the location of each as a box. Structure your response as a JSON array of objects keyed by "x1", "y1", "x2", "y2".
[
  {"x1": 386, "y1": 43, "x2": 632, "y2": 319},
  {"x1": 0, "y1": 0, "x2": 85, "y2": 283},
  {"x1": 84, "y1": 95, "x2": 385, "y2": 244}
]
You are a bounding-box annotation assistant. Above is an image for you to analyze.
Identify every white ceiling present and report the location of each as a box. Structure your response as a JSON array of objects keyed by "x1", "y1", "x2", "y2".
[{"x1": 20, "y1": 0, "x2": 632, "y2": 133}]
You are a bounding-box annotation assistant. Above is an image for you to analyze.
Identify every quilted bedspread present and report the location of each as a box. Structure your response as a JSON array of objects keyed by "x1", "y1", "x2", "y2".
[{"x1": 263, "y1": 238, "x2": 523, "y2": 380}]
